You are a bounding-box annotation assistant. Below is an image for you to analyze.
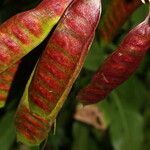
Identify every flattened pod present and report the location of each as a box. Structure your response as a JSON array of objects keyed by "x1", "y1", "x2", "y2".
[
  {"x1": 0, "y1": 0, "x2": 73, "y2": 107},
  {"x1": 99, "y1": 0, "x2": 142, "y2": 42},
  {"x1": 77, "y1": 13, "x2": 150, "y2": 104},
  {"x1": 15, "y1": 0, "x2": 101, "y2": 145},
  {"x1": 0, "y1": 0, "x2": 73, "y2": 73},
  {"x1": 15, "y1": 104, "x2": 50, "y2": 146},
  {"x1": 28, "y1": 0, "x2": 101, "y2": 117},
  {"x1": 0, "y1": 62, "x2": 19, "y2": 108},
  {"x1": 15, "y1": 69, "x2": 51, "y2": 146}
]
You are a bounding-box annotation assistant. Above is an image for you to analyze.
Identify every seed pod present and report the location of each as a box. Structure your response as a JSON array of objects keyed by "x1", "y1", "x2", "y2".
[
  {"x1": 0, "y1": 0, "x2": 73, "y2": 73},
  {"x1": 0, "y1": 62, "x2": 19, "y2": 108},
  {"x1": 77, "y1": 13, "x2": 150, "y2": 104},
  {"x1": 15, "y1": 69, "x2": 51, "y2": 146},
  {"x1": 15, "y1": 104, "x2": 50, "y2": 146},
  {"x1": 99, "y1": 0, "x2": 142, "y2": 42},
  {"x1": 0, "y1": 0, "x2": 73, "y2": 108},
  {"x1": 15, "y1": 0, "x2": 101, "y2": 145},
  {"x1": 28, "y1": 0, "x2": 101, "y2": 117}
]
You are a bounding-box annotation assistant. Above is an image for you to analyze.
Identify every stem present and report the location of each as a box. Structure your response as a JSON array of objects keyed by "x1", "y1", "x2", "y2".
[{"x1": 40, "y1": 138, "x2": 48, "y2": 150}]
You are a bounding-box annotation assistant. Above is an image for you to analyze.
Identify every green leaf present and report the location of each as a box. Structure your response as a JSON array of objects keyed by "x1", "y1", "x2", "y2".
[
  {"x1": 109, "y1": 92, "x2": 144, "y2": 150},
  {"x1": 143, "y1": 108, "x2": 150, "y2": 150},
  {"x1": 131, "y1": 4, "x2": 149, "y2": 26},
  {"x1": 0, "y1": 111, "x2": 16, "y2": 150},
  {"x1": 72, "y1": 122, "x2": 90, "y2": 150},
  {"x1": 116, "y1": 76, "x2": 147, "y2": 111},
  {"x1": 72, "y1": 122, "x2": 100, "y2": 150}
]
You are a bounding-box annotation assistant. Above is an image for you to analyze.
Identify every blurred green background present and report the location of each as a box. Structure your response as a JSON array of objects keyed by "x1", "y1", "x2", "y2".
[{"x1": 0, "y1": 0, "x2": 149, "y2": 150}]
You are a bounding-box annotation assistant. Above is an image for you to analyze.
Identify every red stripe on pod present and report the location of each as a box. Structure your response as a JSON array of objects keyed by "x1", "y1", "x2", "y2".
[
  {"x1": 51, "y1": 31, "x2": 83, "y2": 56},
  {"x1": 1, "y1": 33, "x2": 21, "y2": 53},
  {"x1": 29, "y1": 0, "x2": 101, "y2": 116},
  {"x1": 0, "y1": 62, "x2": 19, "y2": 106},
  {"x1": 0, "y1": 0, "x2": 73, "y2": 73},
  {"x1": 44, "y1": 62, "x2": 67, "y2": 80},
  {"x1": 0, "y1": 44, "x2": 11, "y2": 63},
  {"x1": 12, "y1": 25, "x2": 31, "y2": 44},
  {"x1": 19, "y1": 12, "x2": 42, "y2": 37},
  {"x1": 77, "y1": 14, "x2": 150, "y2": 104},
  {"x1": 0, "y1": 83, "x2": 10, "y2": 91},
  {"x1": 15, "y1": 105, "x2": 50, "y2": 145},
  {"x1": 38, "y1": 70, "x2": 63, "y2": 93},
  {"x1": 64, "y1": 10, "x2": 93, "y2": 37},
  {"x1": 98, "y1": 0, "x2": 142, "y2": 42},
  {"x1": 30, "y1": 93, "x2": 52, "y2": 113},
  {"x1": 36, "y1": 0, "x2": 73, "y2": 16},
  {"x1": 31, "y1": 81, "x2": 56, "y2": 103},
  {"x1": 46, "y1": 48, "x2": 75, "y2": 69}
]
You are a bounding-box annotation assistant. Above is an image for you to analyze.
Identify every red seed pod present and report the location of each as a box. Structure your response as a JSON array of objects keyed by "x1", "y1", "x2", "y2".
[
  {"x1": 0, "y1": 0, "x2": 73, "y2": 107},
  {"x1": 0, "y1": 0, "x2": 72, "y2": 73},
  {"x1": 99, "y1": 0, "x2": 142, "y2": 42},
  {"x1": 28, "y1": 0, "x2": 101, "y2": 117},
  {"x1": 15, "y1": 105, "x2": 50, "y2": 146},
  {"x1": 77, "y1": 13, "x2": 150, "y2": 104},
  {"x1": 15, "y1": 0, "x2": 101, "y2": 145},
  {"x1": 0, "y1": 62, "x2": 19, "y2": 108}
]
